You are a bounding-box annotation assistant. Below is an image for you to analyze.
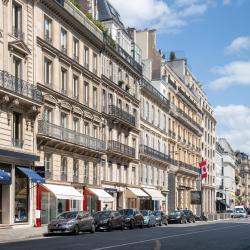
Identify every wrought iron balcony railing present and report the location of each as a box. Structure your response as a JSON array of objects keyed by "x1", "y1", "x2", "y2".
[
  {"x1": 103, "y1": 105, "x2": 136, "y2": 127},
  {"x1": 140, "y1": 145, "x2": 169, "y2": 163},
  {"x1": 61, "y1": 46, "x2": 67, "y2": 54},
  {"x1": 44, "y1": 34, "x2": 52, "y2": 44},
  {"x1": 0, "y1": 70, "x2": 42, "y2": 102},
  {"x1": 168, "y1": 130, "x2": 176, "y2": 139},
  {"x1": 38, "y1": 120, "x2": 106, "y2": 151},
  {"x1": 55, "y1": 0, "x2": 103, "y2": 41},
  {"x1": 61, "y1": 173, "x2": 67, "y2": 182},
  {"x1": 141, "y1": 78, "x2": 170, "y2": 110},
  {"x1": 12, "y1": 26, "x2": 25, "y2": 41},
  {"x1": 108, "y1": 140, "x2": 135, "y2": 158},
  {"x1": 104, "y1": 34, "x2": 142, "y2": 73}
]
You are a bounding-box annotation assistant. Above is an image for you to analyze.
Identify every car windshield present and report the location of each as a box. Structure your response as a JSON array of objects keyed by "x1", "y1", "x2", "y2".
[
  {"x1": 153, "y1": 211, "x2": 161, "y2": 217},
  {"x1": 169, "y1": 211, "x2": 180, "y2": 216},
  {"x1": 93, "y1": 212, "x2": 111, "y2": 220},
  {"x1": 57, "y1": 212, "x2": 78, "y2": 219},
  {"x1": 119, "y1": 209, "x2": 133, "y2": 216},
  {"x1": 234, "y1": 208, "x2": 244, "y2": 213},
  {"x1": 141, "y1": 211, "x2": 149, "y2": 216}
]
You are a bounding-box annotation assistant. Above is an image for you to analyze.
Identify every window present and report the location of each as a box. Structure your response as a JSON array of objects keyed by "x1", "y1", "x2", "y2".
[
  {"x1": 108, "y1": 162, "x2": 112, "y2": 182},
  {"x1": 60, "y1": 113, "x2": 67, "y2": 128},
  {"x1": 109, "y1": 62, "x2": 113, "y2": 80},
  {"x1": 124, "y1": 166, "x2": 128, "y2": 183},
  {"x1": 73, "y1": 118, "x2": 79, "y2": 132},
  {"x1": 152, "y1": 106, "x2": 155, "y2": 123},
  {"x1": 13, "y1": 56, "x2": 22, "y2": 79},
  {"x1": 61, "y1": 68, "x2": 67, "y2": 94},
  {"x1": 158, "y1": 110, "x2": 160, "y2": 126},
  {"x1": 60, "y1": 28, "x2": 67, "y2": 53},
  {"x1": 44, "y1": 58, "x2": 52, "y2": 85},
  {"x1": 83, "y1": 161, "x2": 89, "y2": 182},
  {"x1": 12, "y1": 112, "x2": 22, "y2": 148},
  {"x1": 73, "y1": 75, "x2": 79, "y2": 99},
  {"x1": 118, "y1": 68, "x2": 122, "y2": 81},
  {"x1": 84, "y1": 82, "x2": 89, "y2": 105},
  {"x1": 12, "y1": 2, "x2": 22, "y2": 39},
  {"x1": 44, "y1": 153, "x2": 52, "y2": 173},
  {"x1": 131, "y1": 167, "x2": 136, "y2": 185},
  {"x1": 61, "y1": 157, "x2": 67, "y2": 180},
  {"x1": 84, "y1": 122, "x2": 90, "y2": 135},
  {"x1": 93, "y1": 53, "x2": 97, "y2": 74},
  {"x1": 44, "y1": 107, "x2": 52, "y2": 123},
  {"x1": 93, "y1": 87, "x2": 97, "y2": 110},
  {"x1": 102, "y1": 89, "x2": 107, "y2": 110},
  {"x1": 93, "y1": 126, "x2": 97, "y2": 138},
  {"x1": 73, "y1": 38, "x2": 79, "y2": 61},
  {"x1": 146, "y1": 101, "x2": 149, "y2": 120},
  {"x1": 84, "y1": 47, "x2": 89, "y2": 68},
  {"x1": 44, "y1": 16, "x2": 52, "y2": 43},
  {"x1": 125, "y1": 103, "x2": 129, "y2": 113},
  {"x1": 93, "y1": 163, "x2": 97, "y2": 182},
  {"x1": 73, "y1": 159, "x2": 79, "y2": 177}
]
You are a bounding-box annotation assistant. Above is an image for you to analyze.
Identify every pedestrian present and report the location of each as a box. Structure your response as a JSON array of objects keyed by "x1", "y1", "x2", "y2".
[{"x1": 103, "y1": 204, "x2": 109, "y2": 211}]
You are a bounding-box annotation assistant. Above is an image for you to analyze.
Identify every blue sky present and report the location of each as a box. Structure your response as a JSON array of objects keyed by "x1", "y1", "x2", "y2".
[{"x1": 110, "y1": 0, "x2": 250, "y2": 154}]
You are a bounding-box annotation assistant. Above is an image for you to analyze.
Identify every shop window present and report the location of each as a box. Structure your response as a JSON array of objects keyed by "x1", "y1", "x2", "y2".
[{"x1": 15, "y1": 167, "x2": 29, "y2": 223}]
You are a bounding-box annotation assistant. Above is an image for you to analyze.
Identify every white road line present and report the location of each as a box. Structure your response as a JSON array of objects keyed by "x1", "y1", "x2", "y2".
[{"x1": 91, "y1": 224, "x2": 249, "y2": 250}]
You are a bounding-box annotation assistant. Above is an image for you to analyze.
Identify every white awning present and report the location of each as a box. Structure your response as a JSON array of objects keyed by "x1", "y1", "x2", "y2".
[
  {"x1": 42, "y1": 183, "x2": 83, "y2": 201},
  {"x1": 88, "y1": 188, "x2": 114, "y2": 202},
  {"x1": 127, "y1": 187, "x2": 149, "y2": 198},
  {"x1": 143, "y1": 188, "x2": 164, "y2": 201}
]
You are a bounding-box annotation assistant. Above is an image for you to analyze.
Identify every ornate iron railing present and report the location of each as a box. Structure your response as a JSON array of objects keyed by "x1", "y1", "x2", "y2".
[{"x1": 108, "y1": 140, "x2": 135, "y2": 158}]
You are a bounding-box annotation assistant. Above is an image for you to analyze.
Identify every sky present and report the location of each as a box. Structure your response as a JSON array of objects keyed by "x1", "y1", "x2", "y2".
[{"x1": 109, "y1": 0, "x2": 250, "y2": 154}]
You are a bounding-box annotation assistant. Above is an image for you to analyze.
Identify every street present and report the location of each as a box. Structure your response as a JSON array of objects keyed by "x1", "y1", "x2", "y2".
[{"x1": 1, "y1": 219, "x2": 250, "y2": 250}]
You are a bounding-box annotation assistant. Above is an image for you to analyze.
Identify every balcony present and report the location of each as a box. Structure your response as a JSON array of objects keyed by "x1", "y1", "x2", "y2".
[
  {"x1": 140, "y1": 145, "x2": 169, "y2": 163},
  {"x1": 177, "y1": 87, "x2": 200, "y2": 112},
  {"x1": 107, "y1": 140, "x2": 135, "y2": 158},
  {"x1": 73, "y1": 54, "x2": 79, "y2": 62},
  {"x1": 55, "y1": 0, "x2": 103, "y2": 41},
  {"x1": 73, "y1": 175, "x2": 79, "y2": 183},
  {"x1": 168, "y1": 130, "x2": 176, "y2": 139},
  {"x1": 61, "y1": 46, "x2": 67, "y2": 54},
  {"x1": 38, "y1": 121, "x2": 106, "y2": 152},
  {"x1": 168, "y1": 78, "x2": 177, "y2": 90},
  {"x1": 12, "y1": 26, "x2": 25, "y2": 41},
  {"x1": 141, "y1": 78, "x2": 170, "y2": 111},
  {"x1": 103, "y1": 105, "x2": 136, "y2": 127},
  {"x1": 0, "y1": 70, "x2": 42, "y2": 102},
  {"x1": 104, "y1": 34, "x2": 142, "y2": 73},
  {"x1": 178, "y1": 161, "x2": 200, "y2": 175},
  {"x1": 12, "y1": 138, "x2": 24, "y2": 148}
]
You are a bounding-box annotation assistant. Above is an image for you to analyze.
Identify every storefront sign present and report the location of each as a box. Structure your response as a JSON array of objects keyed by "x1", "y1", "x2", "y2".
[
  {"x1": 104, "y1": 188, "x2": 118, "y2": 194},
  {"x1": 191, "y1": 191, "x2": 201, "y2": 205}
]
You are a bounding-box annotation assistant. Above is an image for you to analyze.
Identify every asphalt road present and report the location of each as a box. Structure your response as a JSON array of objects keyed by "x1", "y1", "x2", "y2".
[{"x1": 1, "y1": 219, "x2": 250, "y2": 250}]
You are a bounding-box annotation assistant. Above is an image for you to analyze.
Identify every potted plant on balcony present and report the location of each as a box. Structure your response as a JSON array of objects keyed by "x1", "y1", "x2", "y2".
[{"x1": 118, "y1": 80, "x2": 124, "y2": 87}]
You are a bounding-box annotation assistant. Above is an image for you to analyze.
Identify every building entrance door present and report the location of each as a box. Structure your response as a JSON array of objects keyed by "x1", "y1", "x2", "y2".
[{"x1": 0, "y1": 184, "x2": 2, "y2": 224}]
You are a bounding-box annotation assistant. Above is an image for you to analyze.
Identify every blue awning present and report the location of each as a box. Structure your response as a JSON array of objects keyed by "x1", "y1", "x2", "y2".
[
  {"x1": 17, "y1": 167, "x2": 45, "y2": 183},
  {"x1": 0, "y1": 170, "x2": 11, "y2": 184}
]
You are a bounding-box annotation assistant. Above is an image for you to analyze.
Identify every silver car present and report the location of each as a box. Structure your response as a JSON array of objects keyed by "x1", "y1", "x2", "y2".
[
  {"x1": 48, "y1": 211, "x2": 95, "y2": 234},
  {"x1": 140, "y1": 210, "x2": 156, "y2": 227},
  {"x1": 232, "y1": 207, "x2": 248, "y2": 218}
]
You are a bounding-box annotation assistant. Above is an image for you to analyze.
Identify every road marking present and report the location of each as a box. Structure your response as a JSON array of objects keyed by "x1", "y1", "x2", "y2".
[{"x1": 91, "y1": 224, "x2": 249, "y2": 250}]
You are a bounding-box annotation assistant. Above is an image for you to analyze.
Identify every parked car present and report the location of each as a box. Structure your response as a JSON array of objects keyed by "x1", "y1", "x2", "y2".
[
  {"x1": 93, "y1": 211, "x2": 124, "y2": 231},
  {"x1": 153, "y1": 210, "x2": 168, "y2": 226},
  {"x1": 119, "y1": 209, "x2": 144, "y2": 229},
  {"x1": 232, "y1": 206, "x2": 248, "y2": 218},
  {"x1": 48, "y1": 211, "x2": 95, "y2": 234},
  {"x1": 168, "y1": 210, "x2": 187, "y2": 224},
  {"x1": 183, "y1": 209, "x2": 195, "y2": 223},
  {"x1": 140, "y1": 210, "x2": 156, "y2": 227},
  {"x1": 224, "y1": 209, "x2": 234, "y2": 218}
]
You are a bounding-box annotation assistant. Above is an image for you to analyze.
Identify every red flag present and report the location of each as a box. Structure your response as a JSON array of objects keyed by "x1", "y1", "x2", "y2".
[
  {"x1": 199, "y1": 161, "x2": 207, "y2": 167},
  {"x1": 201, "y1": 166, "x2": 207, "y2": 178}
]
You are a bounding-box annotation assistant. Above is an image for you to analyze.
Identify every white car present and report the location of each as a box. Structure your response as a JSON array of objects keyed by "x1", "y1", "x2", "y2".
[{"x1": 232, "y1": 206, "x2": 248, "y2": 218}]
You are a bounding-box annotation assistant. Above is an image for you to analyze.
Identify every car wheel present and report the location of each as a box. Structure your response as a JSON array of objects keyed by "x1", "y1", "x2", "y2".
[
  {"x1": 90, "y1": 224, "x2": 95, "y2": 234},
  {"x1": 74, "y1": 225, "x2": 79, "y2": 235},
  {"x1": 120, "y1": 222, "x2": 125, "y2": 230},
  {"x1": 159, "y1": 220, "x2": 162, "y2": 226},
  {"x1": 140, "y1": 221, "x2": 144, "y2": 229},
  {"x1": 193, "y1": 219, "x2": 196, "y2": 223},
  {"x1": 107, "y1": 222, "x2": 113, "y2": 231},
  {"x1": 130, "y1": 220, "x2": 135, "y2": 229}
]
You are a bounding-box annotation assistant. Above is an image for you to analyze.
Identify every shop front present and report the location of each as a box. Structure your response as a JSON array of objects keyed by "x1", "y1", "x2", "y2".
[
  {"x1": 83, "y1": 188, "x2": 114, "y2": 214},
  {"x1": 0, "y1": 166, "x2": 12, "y2": 224},
  {"x1": 143, "y1": 188, "x2": 164, "y2": 211},
  {"x1": 126, "y1": 187, "x2": 149, "y2": 210},
  {"x1": 36, "y1": 183, "x2": 83, "y2": 226}
]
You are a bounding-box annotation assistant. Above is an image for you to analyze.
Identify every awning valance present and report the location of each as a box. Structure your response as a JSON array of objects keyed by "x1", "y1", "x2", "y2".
[
  {"x1": 88, "y1": 188, "x2": 114, "y2": 202},
  {"x1": 42, "y1": 183, "x2": 83, "y2": 200},
  {"x1": 18, "y1": 167, "x2": 44, "y2": 183},
  {"x1": 127, "y1": 187, "x2": 149, "y2": 198},
  {"x1": 143, "y1": 188, "x2": 164, "y2": 201},
  {"x1": 0, "y1": 169, "x2": 11, "y2": 184}
]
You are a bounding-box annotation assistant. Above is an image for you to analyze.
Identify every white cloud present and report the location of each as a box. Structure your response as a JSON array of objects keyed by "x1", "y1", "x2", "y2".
[
  {"x1": 109, "y1": 0, "x2": 209, "y2": 33},
  {"x1": 215, "y1": 105, "x2": 250, "y2": 154},
  {"x1": 209, "y1": 61, "x2": 250, "y2": 90},
  {"x1": 225, "y1": 36, "x2": 250, "y2": 54}
]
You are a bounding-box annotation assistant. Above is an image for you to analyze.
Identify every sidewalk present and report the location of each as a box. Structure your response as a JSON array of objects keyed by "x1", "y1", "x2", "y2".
[{"x1": 0, "y1": 226, "x2": 47, "y2": 243}]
